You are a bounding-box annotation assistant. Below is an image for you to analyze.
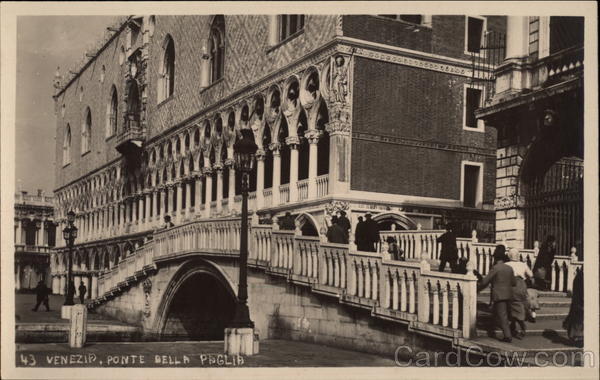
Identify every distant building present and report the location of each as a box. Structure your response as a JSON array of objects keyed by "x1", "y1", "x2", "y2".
[
  {"x1": 51, "y1": 15, "x2": 506, "y2": 297},
  {"x1": 14, "y1": 190, "x2": 56, "y2": 291}
]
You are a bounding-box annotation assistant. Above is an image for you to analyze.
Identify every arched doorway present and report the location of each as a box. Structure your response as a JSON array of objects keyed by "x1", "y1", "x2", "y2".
[
  {"x1": 158, "y1": 261, "x2": 237, "y2": 341},
  {"x1": 372, "y1": 212, "x2": 417, "y2": 231}
]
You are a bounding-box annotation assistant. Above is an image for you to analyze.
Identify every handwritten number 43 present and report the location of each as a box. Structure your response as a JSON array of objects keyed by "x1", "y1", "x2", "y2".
[{"x1": 20, "y1": 353, "x2": 37, "y2": 366}]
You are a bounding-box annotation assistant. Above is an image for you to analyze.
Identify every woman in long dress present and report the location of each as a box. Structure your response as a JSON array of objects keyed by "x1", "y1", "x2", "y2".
[
  {"x1": 506, "y1": 248, "x2": 534, "y2": 339},
  {"x1": 563, "y1": 270, "x2": 584, "y2": 347}
]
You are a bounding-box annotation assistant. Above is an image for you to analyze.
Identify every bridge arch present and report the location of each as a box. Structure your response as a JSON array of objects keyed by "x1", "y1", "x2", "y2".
[
  {"x1": 154, "y1": 258, "x2": 237, "y2": 341},
  {"x1": 295, "y1": 212, "x2": 320, "y2": 236}
]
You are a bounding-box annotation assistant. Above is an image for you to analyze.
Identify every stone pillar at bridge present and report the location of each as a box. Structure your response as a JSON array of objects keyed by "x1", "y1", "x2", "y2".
[
  {"x1": 91, "y1": 274, "x2": 98, "y2": 298},
  {"x1": 60, "y1": 275, "x2": 66, "y2": 295}
]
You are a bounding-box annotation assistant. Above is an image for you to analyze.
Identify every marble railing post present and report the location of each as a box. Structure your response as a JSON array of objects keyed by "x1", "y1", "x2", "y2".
[
  {"x1": 255, "y1": 151, "x2": 265, "y2": 210},
  {"x1": 270, "y1": 143, "x2": 281, "y2": 205},
  {"x1": 286, "y1": 136, "x2": 300, "y2": 203}
]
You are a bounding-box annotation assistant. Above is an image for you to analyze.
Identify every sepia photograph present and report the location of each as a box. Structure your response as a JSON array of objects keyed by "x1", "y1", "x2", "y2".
[{"x1": 1, "y1": 2, "x2": 598, "y2": 379}]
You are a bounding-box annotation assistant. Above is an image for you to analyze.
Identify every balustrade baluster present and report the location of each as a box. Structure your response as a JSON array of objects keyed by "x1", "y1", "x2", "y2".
[
  {"x1": 364, "y1": 261, "x2": 371, "y2": 299},
  {"x1": 357, "y1": 262, "x2": 364, "y2": 297},
  {"x1": 399, "y1": 272, "x2": 406, "y2": 311},
  {"x1": 392, "y1": 271, "x2": 399, "y2": 310},
  {"x1": 451, "y1": 284, "x2": 459, "y2": 329},
  {"x1": 371, "y1": 262, "x2": 378, "y2": 301},
  {"x1": 432, "y1": 283, "x2": 440, "y2": 325},
  {"x1": 442, "y1": 284, "x2": 449, "y2": 327}
]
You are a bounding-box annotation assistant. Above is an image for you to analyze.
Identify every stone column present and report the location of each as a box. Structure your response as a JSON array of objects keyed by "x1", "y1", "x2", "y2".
[
  {"x1": 271, "y1": 144, "x2": 281, "y2": 205},
  {"x1": 286, "y1": 136, "x2": 300, "y2": 203},
  {"x1": 74, "y1": 275, "x2": 81, "y2": 297},
  {"x1": 167, "y1": 185, "x2": 174, "y2": 217},
  {"x1": 538, "y1": 17, "x2": 550, "y2": 59},
  {"x1": 138, "y1": 195, "x2": 145, "y2": 225},
  {"x1": 506, "y1": 16, "x2": 529, "y2": 59},
  {"x1": 91, "y1": 275, "x2": 98, "y2": 298},
  {"x1": 52, "y1": 276, "x2": 59, "y2": 294},
  {"x1": 215, "y1": 165, "x2": 223, "y2": 214},
  {"x1": 145, "y1": 192, "x2": 151, "y2": 228},
  {"x1": 226, "y1": 161, "x2": 236, "y2": 213},
  {"x1": 194, "y1": 175, "x2": 203, "y2": 217},
  {"x1": 15, "y1": 220, "x2": 22, "y2": 245},
  {"x1": 325, "y1": 115, "x2": 351, "y2": 195},
  {"x1": 60, "y1": 275, "x2": 66, "y2": 295},
  {"x1": 175, "y1": 182, "x2": 183, "y2": 221},
  {"x1": 15, "y1": 263, "x2": 21, "y2": 290},
  {"x1": 255, "y1": 151, "x2": 265, "y2": 209},
  {"x1": 305, "y1": 130, "x2": 321, "y2": 199},
  {"x1": 35, "y1": 221, "x2": 43, "y2": 246},
  {"x1": 204, "y1": 169, "x2": 213, "y2": 219},
  {"x1": 152, "y1": 190, "x2": 159, "y2": 225},
  {"x1": 159, "y1": 187, "x2": 166, "y2": 220},
  {"x1": 184, "y1": 180, "x2": 192, "y2": 219}
]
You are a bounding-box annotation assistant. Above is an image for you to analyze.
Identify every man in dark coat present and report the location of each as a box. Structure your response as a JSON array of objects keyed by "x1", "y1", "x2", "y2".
[
  {"x1": 477, "y1": 246, "x2": 516, "y2": 342},
  {"x1": 78, "y1": 282, "x2": 87, "y2": 304},
  {"x1": 327, "y1": 216, "x2": 348, "y2": 244},
  {"x1": 436, "y1": 223, "x2": 459, "y2": 273},
  {"x1": 337, "y1": 210, "x2": 351, "y2": 242},
  {"x1": 354, "y1": 216, "x2": 367, "y2": 251},
  {"x1": 532, "y1": 235, "x2": 557, "y2": 290},
  {"x1": 364, "y1": 213, "x2": 379, "y2": 252},
  {"x1": 32, "y1": 280, "x2": 51, "y2": 312}
]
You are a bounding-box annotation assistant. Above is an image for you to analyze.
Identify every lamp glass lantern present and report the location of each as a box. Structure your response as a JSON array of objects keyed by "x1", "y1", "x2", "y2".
[
  {"x1": 233, "y1": 128, "x2": 258, "y2": 174},
  {"x1": 63, "y1": 210, "x2": 78, "y2": 241}
]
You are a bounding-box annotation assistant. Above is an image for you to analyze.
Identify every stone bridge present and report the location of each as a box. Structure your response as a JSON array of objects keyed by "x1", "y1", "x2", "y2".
[{"x1": 88, "y1": 217, "x2": 583, "y2": 357}]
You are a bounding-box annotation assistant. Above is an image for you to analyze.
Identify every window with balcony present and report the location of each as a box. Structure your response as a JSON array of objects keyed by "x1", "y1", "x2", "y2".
[
  {"x1": 106, "y1": 85, "x2": 118, "y2": 137},
  {"x1": 158, "y1": 34, "x2": 175, "y2": 103},
  {"x1": 81, "y1": 108, "x2": 92, "y2": 155},
  {"x1": 279, "y1": 15, "x2": 305, "y2": 41},
  {"x1": 62, "y1": 124, "x2": 71, "y2": 166},
  {"x1": 465, "y1": 16, "x2": 487, "y2": 54},
  {"x1": 461, "y1": 161, "x2": 483, "y2": 208},
  {"x1": 210, "y1": 15, "x2": 225, "y2": 83}
]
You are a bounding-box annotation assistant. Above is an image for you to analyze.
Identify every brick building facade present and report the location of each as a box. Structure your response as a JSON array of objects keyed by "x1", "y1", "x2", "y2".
[{"x1": 51, "y1": 15, "x2": 505, "y2": 296}]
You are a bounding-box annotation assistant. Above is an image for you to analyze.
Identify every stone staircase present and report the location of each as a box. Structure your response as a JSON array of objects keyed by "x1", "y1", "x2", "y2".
[{"x1": 464, "y1": 288, "x2": 583, "y2": 365}]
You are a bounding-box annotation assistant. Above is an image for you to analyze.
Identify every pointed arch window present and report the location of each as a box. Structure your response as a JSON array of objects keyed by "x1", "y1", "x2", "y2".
[
  {"x1": 63, "y1": 124, "x2": 71, "y2": 166},
  {"x1": 81, "y1": 108, "x2": 92, "y2": 155},
  {"x1": 158, "y1": 35, "x2": 175, "y2": 102},
  {"x1": 106, "y1": 86, "x2": 118, "y2": 137},
  {"x1": 210, "y1": 15, "x2": 225, "y2": 83}
]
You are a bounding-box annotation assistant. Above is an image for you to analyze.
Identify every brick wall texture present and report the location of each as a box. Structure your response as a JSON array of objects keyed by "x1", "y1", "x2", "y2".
[{"x1": 350, "y1": 57, "x2": 496, "y2": 205}]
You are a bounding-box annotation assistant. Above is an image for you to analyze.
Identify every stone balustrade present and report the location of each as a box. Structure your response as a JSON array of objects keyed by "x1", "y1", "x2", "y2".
[{"x1": 92, "y1": 222, "x2": 584, "y2": 341}]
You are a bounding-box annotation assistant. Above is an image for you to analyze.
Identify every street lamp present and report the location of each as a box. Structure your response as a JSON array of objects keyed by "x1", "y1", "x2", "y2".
[
  {"x1": 229, "y1": 128, "x2": 257, "y2": 329},
  {"x1": 62, "y1": 210, "x2": 78, "y2": 306}
]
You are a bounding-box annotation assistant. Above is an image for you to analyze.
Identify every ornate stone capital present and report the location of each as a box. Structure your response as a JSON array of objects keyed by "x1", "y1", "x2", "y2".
[
  {"x1": 324, "y1": 200, "x2": 350, "y2": 217},
  {"x1": 325, "y1": 120, "x2": 350, "y2": 136},
  {"x1": 304, "y1": 129, "x2": 322, "y2": 144},
  {"x1": 203, "y1": 167, "x2": 213, "y2": 176},
  {"x1": 285, "y1": 136, "x2": 300, "y2": 147},
  {"x1": 224, "y1": 158, "x2": 235, "y2": 168},
  {"x1": 269, "y1": 142, "x2": 281, "y2": 153},
  {"x1": 256, "y1": 149, "x2": 266, "y2": 161}
]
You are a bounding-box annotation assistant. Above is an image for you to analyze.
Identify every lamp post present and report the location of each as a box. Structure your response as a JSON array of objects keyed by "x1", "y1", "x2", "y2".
[
  {"x1": 229, "y1": 128, "x2": 257, "y2": 329},
  {"x1": 62, "y1": 210, "x2": 78, "y2": 306}
]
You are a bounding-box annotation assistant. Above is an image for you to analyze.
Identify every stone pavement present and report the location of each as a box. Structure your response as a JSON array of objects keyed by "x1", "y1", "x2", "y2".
[{"x1": 16, "y1": 340, "x2": 397, "y2": 367}]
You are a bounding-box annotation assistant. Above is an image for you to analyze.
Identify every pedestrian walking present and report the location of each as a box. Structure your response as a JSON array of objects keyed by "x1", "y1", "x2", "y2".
[
  {"x1": 364, "y1": 213, "x2": 379, "y2": 252},
  {"x1": 32, "y1": 280, "x2": 51, "y2": 312},
  {"x1": 78, "y1": 282, "x2": 87, "y2": 304},
  {"x1": 563, "y1": 270, "x2": 583, "y2": 347},
  {"x1": 327, "y1": 216, "x2": 348, "y2": 244},
  {"x1": 337, "y1": 210, "x2": 351, "y2": 242},
  {"x1": 477, "y1": 245, "x2": 516, "y2": 342},
  {"x1": 532, "y1": 235, "x2": 557, "y2": 290},
  {"x1": 386, "y1": 236, "x2": 403, "y2": 261},
  {"x1": 506, "y1": 248, "x2": 534, "y2": 339},
  {"x1": 436, "y1": 223, "x2": 458, "y2": 273}
]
